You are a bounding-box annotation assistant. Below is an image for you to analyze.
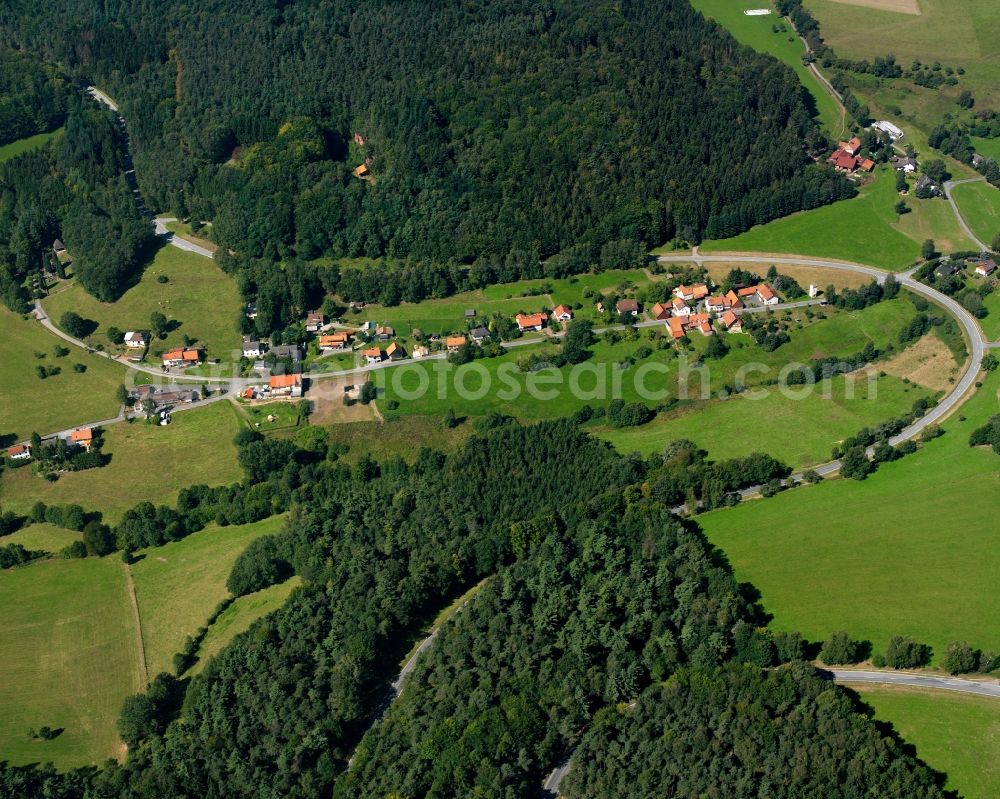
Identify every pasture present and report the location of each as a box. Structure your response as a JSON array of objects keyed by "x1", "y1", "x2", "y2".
[
  {"x1": 0, "y1": 558, "x2": 143, "y2": 769},
  {"x1": 853, "y1": 685, "x2": 1000, "y2": 799},
  {"x1": 45, "y1": 244, "x2": 243, "y2": 360},
  {"x1": 699, "y1": 369, "x2": 1000, "y2": 662},
  {"x1": 1, "y1": 523, "x2": 81, "y2": 554},
  {"x1": 951, "y1": 179, "x2": 1000, "y2": 248},
  {"x1": 0, "y1": 401, "x2": 244, "y2": 524},
  {"x1": 131, "y1": 515, "x2": 287, "y2": 677},
  {"x1": 689, "y1": 0, "x2": 846, "y2": 136},
  {"x1": 0, "y1": 307, "x2": 127, "y2": 442},
  {"x1": 698, "y1": 167, "x2": 977, "y2": 269}
]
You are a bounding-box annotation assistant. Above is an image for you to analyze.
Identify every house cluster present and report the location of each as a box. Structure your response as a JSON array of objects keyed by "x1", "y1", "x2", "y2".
[
  {"x1": 828, "y1": 137, "x2": 875, "y2": 174},
  {"x1": 133, "y1": 385, "x2": 199, "y2": 413},
  {"x1": 890, "y1": 155, "x2": 918, "y2": 174},
  {"x1": 241, "y1": 373, "x2": 305, "y2": 400},
  {"x1": 651, "y1": 281, "x2": 778, "y2": 339},
  {"x1": 5, "y1": 427, "x2": 97, "y2": 464}
]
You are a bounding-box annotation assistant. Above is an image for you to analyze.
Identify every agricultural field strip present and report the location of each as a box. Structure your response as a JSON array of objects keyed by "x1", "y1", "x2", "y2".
[{"x1": 657, "y1": 253, "x2": 986, "y2": 484}]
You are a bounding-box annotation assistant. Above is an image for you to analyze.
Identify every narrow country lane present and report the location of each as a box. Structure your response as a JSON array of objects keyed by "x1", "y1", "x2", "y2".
[{"x1": 943, "y1": 176, "x2": 990, "y2": 252}]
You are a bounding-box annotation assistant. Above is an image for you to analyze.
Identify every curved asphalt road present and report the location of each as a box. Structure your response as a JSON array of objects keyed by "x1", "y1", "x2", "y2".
[{"x1": 943, "y1": 176, "x2": 990, "y2": 252}]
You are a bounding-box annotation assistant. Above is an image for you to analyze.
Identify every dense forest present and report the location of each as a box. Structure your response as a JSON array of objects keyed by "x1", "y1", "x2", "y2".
[
  {"x1": 0, "y1": 51, "x2": 68, "y2": 145},
  {"x1": 0, "y1": 420, "x2": 951, "y2": 798},
  {"x1": 0, "y1": 0, "x2": 853, "y2": 331}
]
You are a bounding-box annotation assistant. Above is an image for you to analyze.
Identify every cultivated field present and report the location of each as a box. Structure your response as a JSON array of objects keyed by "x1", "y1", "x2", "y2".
[
  {"x1": 699, "y1": 369, "x2": 1000, "y2": 661},
  {"x1": 0, "y1": 307, "x2": 127, "y2": 442},
  {"x1": 0, "y1": 401, "x2": 244, "y2": 524},
  {"x1": 131, "y1": 516, "x2": 287, "y2": 677},
  {"x1": 45, "y1": 244, "x2": 243, "y2": 360},
  {"x1": 0, "y1": 558, "x2": 143, "y2": 769},
  {"x1": 690, "y1": 0, "x2": 846, "y2": 136},
  {"x1": 951, "y1": 180, "x2": 1000, "y2": 248},
  {"x1": 698, "y1": 167, "x2": 977, "y2": 269},
  {"x1": 190, "y1": 576, "x2": 301, "y2": 675},
  {"x1": 854, "y1": 685, "x2": 1000, "y2": 799}
]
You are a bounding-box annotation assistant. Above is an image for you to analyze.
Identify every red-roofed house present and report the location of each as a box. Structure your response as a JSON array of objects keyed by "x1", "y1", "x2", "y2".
[
  {"x1": 551, "y1": 304, "x2": 573, "y2": 322},
  {"x1": 516, "y1": 312, "x2": 547, "y2": 332},
  {"x1": 269, "y1": 374, "x2": 303, "y2": 397},
  {"x1": 7, "y1": 443, "x2": 31, "y2": 461},
  {"x1": 737, "y1": 286, "x2": 758, "y2": 298},
  {"x1": 446, "y1": 335, "x2": 467, "y2": 351},
  {"x1": 828, "y1": 149, "x2": 859, "y2": 171},
  {"x1": 651, "y1": 302, "x2": 671, "y2": 321},
  {"x1": 755, "y1": 284, "x2": 779, "y2": 305},
  {"x1": 319, "y1": 331, "x2": 352, "y2": 352},
  {"x1": 363, "y1": 346, "x2": 383, "y2": 364},
  {"x1": 162, "y1": 348, "x2": 202, "y2": 368},
  {"x1": 725, "y1": 290, "x2": 744, "y2": 309},
  {"x1": 859, "y1": 158, "x2": 876, "y2": 172},
  {"x1": 69, "y1": 428, "x2": 94, "y2": 452},
  {"x1": 842, "y1": 136, "x2": 862, "y2": 157},
  {"x1": 706, "y1": 296, "x2": 727, "y2": 313},
  {"x1": 616, "y1": 299, "x2": 640, "y2": 316},
  {"x1": 671, "y1": 297, "x2": 691, "y2": 317},
  {"x1": 667, "y1": 317, "x2": 686, "y2": 339},
  {"x1": 690, "y1": 284, "x2": 709, "y2": 301},
  {"x1": 720, "y1": 310, "x2": 742, "y2": 333}
]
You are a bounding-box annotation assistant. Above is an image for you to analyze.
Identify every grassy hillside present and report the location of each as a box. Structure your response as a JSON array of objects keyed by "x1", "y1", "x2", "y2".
[
  {"x1": 0, "y1": 558, "x2": 143, "y2": 769},
  {"x1": 951, "y1": 180, "x2": 1000, "y2": 247},
  {"x1": 697, "y1": 167, "x2": 976, "y2": 268},
  {"x1": 0, "y1": 307, "x2": 127, "y2": 441},
  {"x1": 132, "y1": 516, "x2": 288, "y2": 677},
  {"x1": 0, "y1": 401, "x2": 244, "y2": 524},
  {"x1": 699, "y1": 369, "x2": 1000, "y2": 662},
  {"x1": 855, "y1": 685, "x2": 1000, "y2": 799},
  {"x1": 45, "y1": 244, "x2": 242, "y2": 361},
  {"x1": 690, "y1": 0, "x2": 846, "y2": 136},
  {"x1": 1, "y1": 523, "x2": 80, "y2": 554}
]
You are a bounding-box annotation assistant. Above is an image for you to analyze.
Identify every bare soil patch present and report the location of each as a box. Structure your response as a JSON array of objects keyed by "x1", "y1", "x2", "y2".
[
  {"x1": 879, "y1": 333, "x2": 959, "y2": 392},
  {"x1": 702, "y1": 262, "x2": 874, "y2": 291},
  {"x1": 824, "y1": 0, "x2": 921, "y2": 14},
  {"x1": 309, "y1": 376, "x2": 380, "y2": 424}
]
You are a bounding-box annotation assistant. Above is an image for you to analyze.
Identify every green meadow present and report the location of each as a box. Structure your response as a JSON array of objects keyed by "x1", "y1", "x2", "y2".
[
  {"x1": 46, "y1": 244, "x2": 243, "y2": 360},
  {"x1": 699, "y1": 369, "x2": 1000, "y2": 662},
  {"x1": 0, "y1": 558, "x2": 143, "y2": 769},
  {"x1": 689, "y1": 0, "x2": 845, "y2": 136},
  {"x1": 0, "y1": 307, "x2": 128, "y2": 441},
  {"x1": 0, "y1": 128, "x2": 62, "y2": 164},
  {"x1": 0, "y1": 401, "x2": 244, "y2": 524},
  {"x1": 132, "y1": 516, "x2": 287, "y2": 677},
  {"x1": 1, "y1": 523, "x2": 81, "y2": 554},
  {"x1": 854, "y1": 685, "x2": 1000, "y2": 799},
  {"x1": 698, "y1": 168, "x2": 976, "y2": 269},
  {"x1": 951, "y1": 179, "x2": 1000, "y2": 247}
]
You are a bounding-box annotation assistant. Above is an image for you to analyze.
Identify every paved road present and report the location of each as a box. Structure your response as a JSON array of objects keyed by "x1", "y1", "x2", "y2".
[
  {"x1": 154, "y1": 216, "x2": 216, "y2": 258},
  {"x1": 827, "y1": 668, "x2": 1000, "y2": 699},
  {"x1": 943, "y1": 176, "x2": 989, "y2": 252}
]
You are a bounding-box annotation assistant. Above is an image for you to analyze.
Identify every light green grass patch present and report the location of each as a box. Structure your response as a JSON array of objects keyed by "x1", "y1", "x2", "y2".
[
  {"x1": 132, "y1": 516, "x2": 287, "y2": 677},
  {"x1": 698, "y1": 167, "x2": 976, "y2": 269},
  {"x1": 45, "y1": 244, "x2": 242, "y2": 360},
  {"x1": 190, "y1": 576, "x2": 301, "y2": 675},
  {"x1": 854, "y1": 686, "x2": 1000, "y2": 799},
  {"x1": 0, "y1": 128, "x2": 62, "y2": 164},
  {"x1": 0, "y1": 307, "x2": 128, "y2": 441},
  {"x1": 595, "y1": 372, "x2": 933, "y2": 468},
  {"x1": 951, "y1": 179, "x2": 1000, "y2": 248},
  {"x1": 1, "y1": 523, "x2": 81, "y2": 554},
  {"x1": 690, "y1": 0, "x2": 845, "y2": 137},
  {"x1": 0, "y1": 557, "x2": 142, "y2": 768},
  {"x1": 699, "y1": 369, "x2": 1000, "y2": 662},
  {"x1": 0, "y1": 401, "x2": 243, "y2": 524},
  {"x1": 972, "y1": 137, "x2": 1000, "y2": 164}
]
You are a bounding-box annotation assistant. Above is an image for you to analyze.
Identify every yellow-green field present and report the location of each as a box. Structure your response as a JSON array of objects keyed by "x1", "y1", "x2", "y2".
[
  {"x1": 0, "y1": 401, "x2": 244, "y2": 524},
  {"x1": 0, "y1": 558, "x2": 143, "y2": 768},
  {"x1": 1, "y1": 523, "x2": 81, "y2": 554},
  {"x1": 0, "y1": 128, "x2": 62, "y2": 164},
  {"x1": 854, "y1": 685, "x2": 1000, "y2": 799},
  {"x1": 45, "y1": 245, "x2": 242, "y2": 360},
  {"x1": 0, "y1": 307, "x2": 128, "y2": 441},
  {"x1": 951, "y1": 179, "x2": 1000, "y2": 248},
  {"x1": 132, "y1": 516, "x2": 287, "y2": 677}
]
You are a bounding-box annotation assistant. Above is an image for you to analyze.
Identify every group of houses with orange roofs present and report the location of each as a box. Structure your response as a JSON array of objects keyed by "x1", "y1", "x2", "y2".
[
  {"x1": 5, "y1": 427, "x2": 96, "y2": 464},
  {"x1": 161, "y1": 347, "x2": 204, "y2": 369},
  {"x1": 649, "y1": 280, "x2": 779, "y2": 340},
  {"x1": 827, "y1": 136, "x2": 875, "y2": 174}
]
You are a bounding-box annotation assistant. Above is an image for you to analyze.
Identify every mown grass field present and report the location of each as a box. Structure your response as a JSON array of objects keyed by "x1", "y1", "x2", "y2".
[
  {"x1": 690, "y1": 0, "x2": 846, "y2": 136},
  {"x1": 381, "y1": 298, "x2": 919, "y2": 421},
  {"x1": 804, "y1": 0, "x2": 1000, "y2": 109},
  {"x1": 0, "y1": 128, "x2": 62, "y2": 164},
  {"x1": 972, "y1": 137, "x2": 1000, "y2": 163},
  {"x1": 699, "y1": 369, "x2": 1000, "y2": 662},
  {"x1": 45, "y1": 244, "x2": 242, "y2": 360},
  {"x1": 0, "y1": 401, "x2": 244, "y2": 524},
  {"x1": 854, "y1": 685, "x2": 1000, "y2": 799},
  {"x1": 595, "y1": 372, "x2": 934, "y2": 468},
  {"x1": 190, "y1": 576, "x2": 301, "y2": 675},
  {"x1": 1, "y1": 523, "x2": 81, "y2": 554},
  {"x1": 0, "y1": 307, "x2": 127, "y2": 442},
  {"x1": 132, "y1": 516, "x2": 287, "y2": 677},
  {"x1": 951, "y1": 179, "x2": 1000, "y2": 248},
  {"x1": 698, "y1": 168, "x2": 976, "y2": 269},
  {"x1": 0, "y1": 558, "x2": 142, "y2": 769}
]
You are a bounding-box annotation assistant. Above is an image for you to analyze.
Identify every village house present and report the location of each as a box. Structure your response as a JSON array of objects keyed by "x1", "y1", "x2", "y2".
[
  {"x1": 319, "y1": 331, "x2": 352, "y2": 352},
  {"x1": 719, "y1": 310, "x2": 743, "y2": 333},
  {"x1": 69, "y1": 427, "x2": 94, "y2": 452},
  {"x1": 470, "y1": 326, "x2": 491, "y2": 344},
  {"x1": 724, "y1": 289, "x2": 744, "y2": 310},
  {"x1": 162, "y1": 347, "x2": 203, "y2": 368},
  {"x1": 673, "y1": 284, "x2": 709, "y2": 302},
  {"x1": 375, "y1": 325, "x2": 394, "y2": 342},
  {"x1": 688, "y1": 312, "x2": 714, "y2": 336},
  {"x1": 616, "y1": 298, "x2": 640, "y2": 316},
  {"x1": 270, "y1": 343, "x2": 302, "y2": 363},
  {"x1": 516, "y1": 312, "x2": 547, "y2": 332},
  {"x1": 269, "y1": 374, "x2": 303, "y2": 398},
  {"x1": 667, "y1": 316, "x2": 685, "y2": 340},
  {"x1": 755, "y1": 284, "x2": 779, "y2": 305},
  {"x1": 671, "y1": 297, "x2": 691, "y2": 317},
  {"x1": 242, "y1": 337, "x2": 266, "y2": 358},
  {"x1": 305, "y1": 311, "x2": 324, "y2": 333},
  {"x1": 650, "y1": 302, "x2": 671, "y2": 321},
  {"x1": 551, "y1": 304, "x2": 573, "y2": 322},
  {"x1": 705, "y1": 295, "x2": 727, "y2": 314},
  {"x1": 841, "y1": 136, "x2": 862, "y2": 157},
  {"x1": 935, "y1": 260, "x2": 962, "y2": 278},
  {"x1": 973, "y1": 253, "x2": 997, "y2": 277},
  {"x1": 412, "y1": 345, "x2": 429, "y2": 358},
  {"x1": 363, "y1": 346, "x2": 383, "y2": 364},
  {"x1": 353, "y1": 164, "x2": 370, "y2": 179},
  {"x1": 386, "y1": 342, "x2": 406, "y2": 361},
  {"x1": 7, "y1": 443, "x2": 31, "y2": 461},
  {"x1": 446, "y1": 335, "x2": 466, "y2": 352},
  {"x1": 828, "y1": 148, "x2": 859, "y2": 172},
  {"x1": 858, "y1": 158, "x2": 876, "y2": 173},
  {"x1": 246, "y1": 302, "x2": 258, "y2": 320},
  {"x1": 915, "y1": 175, "x2": 940, "y2": 196},
  {"x1": 124, "y1": 331, "x2": 148, "y2": 349},
  {"x1": 972, "y1": 153, "x2": 986, "y2": 169},
  {"x1": 891, "y1": 155, "x2": 918, "y2": 173}
]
